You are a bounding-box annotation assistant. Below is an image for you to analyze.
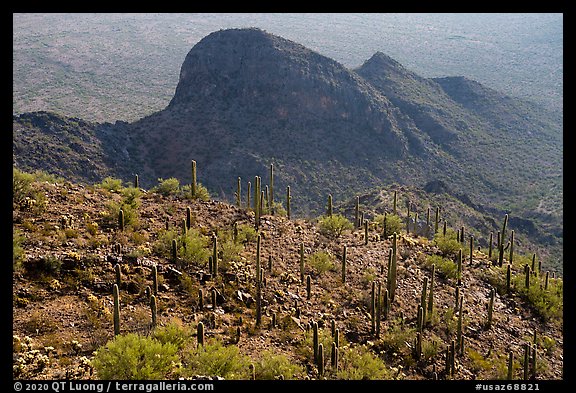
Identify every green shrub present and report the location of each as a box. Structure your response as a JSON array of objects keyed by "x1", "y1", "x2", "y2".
[
  {"x1": 92, "y1": 333, "x2": 179, "y2": 379},
  {"x1": 336, "y1": 344, "x2": 393, "y2": 380},
  {"x1": 236, "y1": 224, "x2": 258, "y2": 244},
  {"x1": 98, "y1": 177, "x2": 125, "y2": 193},
  {"x1": 318, "y1": 214, "x2": 353, "y2": 238},
  {"x1": 182, "y1": 340, "x2": 250, "y2": 379},
  {"x1": 307, "y1": 251, "x2": 336, "y2": 275},
  {"x1": 253, "y1": 350, "x2": 304, "y2": 380},
  {"x1": 152, "y1": 320, "x2": 192, "y2": 350},
  {"x1": 182, "y1": 183, "x2": 211, "y2": 202},
  {"x1": 13, "y1": 229, "x2": 25, "y2": 271},
  {"x1": 513, "y1": 273, "x2": 563, "y2": 322},
  {"x1": 179, "y1": 229, "x2": 211, "y2": 266},
  {"x1": 379, "y1": 318, "x2": 416, "y2": 359},
  {"x1": 374, "y1": 213, "x2": 403, "y2": 237},
  {"x1": 424, "y1": 254, "x2": 459, "y2": 280},
  {"x1": 433, "y1": 229, "x2": 461, "y2": 257},
  {"x1": 153, "y1": 178, "x2": 181, "y2": 197},
  {"x1": 13, "y1": 167, "x2": 35, "y2": 205}
]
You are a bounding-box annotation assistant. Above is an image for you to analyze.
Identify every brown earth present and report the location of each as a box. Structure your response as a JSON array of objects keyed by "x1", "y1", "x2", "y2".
[{"x1": 12, "y1": 179, "x2": 563, "y2": 380}]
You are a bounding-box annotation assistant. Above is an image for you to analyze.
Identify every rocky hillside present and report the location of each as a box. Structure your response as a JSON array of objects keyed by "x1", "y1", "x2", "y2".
[
  {"x1": 12, "y1": 170, "x2": 563, "y2": 380},
  {"x1": 13, "y1": 28, "x2": 563, "y2": 271}
]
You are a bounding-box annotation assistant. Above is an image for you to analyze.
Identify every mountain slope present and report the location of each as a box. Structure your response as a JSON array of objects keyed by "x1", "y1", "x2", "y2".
[{"x1": 12, "y1": 28, "x2": 562, "y2": 270}]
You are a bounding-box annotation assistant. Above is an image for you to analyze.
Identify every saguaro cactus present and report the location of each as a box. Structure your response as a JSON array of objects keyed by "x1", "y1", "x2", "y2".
[
  {"x1": 198, "y1": 288, "x2": 204, "y2": 311},
  {"x1": 355, "y1": 196, "x2": 360, "y2": 228},
  {"x1": 247, "y1": 181, "x2": 251, "y2": 210},
  {"x1": 388, "y1": 233, "x2": 398, "y2": 302},
  {"x1": 487, "y1": 287, "x2": 495, "y2": 329},
  {"x1": 506, "y1": 264, "x2": 512, "y2": 294},
  {"x1": 186, "y1": 207, "x2": 192, "y2": 230},
  {"x1": 191, "y1": 160, "x2": 197, "y2": 197},
  {"x1": 488, "y1": 232, "x2": 493, "y2": 259},
  {"x1": 236, "y1": 177, "x2": 241, "y2": 208},
  {"x1": 212, "y1": 235, "x2": 218, "y2": 277},
  {"x1": 523, "y1": 343, "x2": 530, "y2": 380},
  {"x1": 113, "y1": 284, "x2": 120, "y2": 336},
  {"x1": 370, "y1": 281, "x2": 376, "y2": 335},
  {"x1": 376, "y1": 281, "x2": 382, "y2": 338},
  {"x1": 269, "y1": 163, "x2": 274, "y2": 215},
  {"x1": 364, "y1": 220, "x2": 369, "y2": 245},
  {"x1": 312, "y1": 321, "x2": 319, "y2": 361},
  {"x1": 469, "y1": 236, "x2": 474, "y2": 265},
  {"x1": 254, "y1": 176, "x2": 261, "y2": 228},
  {"x1": 114, "y1": 264, "x2": 121, "y2": 288},
  {"x1": 152, "y1": 265, "x2": 158, "y2": 296},
  {"x1": 327, "y1": 194, "x2": 333, "y2": 217},
  {"x1": 434, "y1": 206, "x2": 440, "y2": 234},
  {"x1": 427, "y1": 264, "x2": 435, "y2": 324},
  {"x1": 300, "y1": 243, "x2": 305, "y2": 283},
  {"x1": 457, "y1": 249, "x2": 463, "y2": 286},
  {"x1": 171, "y1": 239, "x2": 178, "y2": 265},
  {"x1": 134, "y1": 174, "x2": 139, "y2": 189},
  {"x1": 331, "y1": 342, "x2": 338, "y2": 370},
  {"x1": 318, "y1": 343, "x2": 325, "y2": 377},
  {"x1": 150, "y1": 294, "x2": 157, "y2": 328},
  {"x1": 256, "y1": 234, "x2": 262, "y2": 327},
  {"x1": 197, "y1": 321, "x2": 205, "y2": 347},
  {"x1": 525, "y1": 264, "x2": 531, "y2": 289},
  {"x1": 509, "y1": 230, "x2": 515, "y2": 266},
  {"x1": 420, "y1": 277, "x2": 428, "y2": 327},
  {"x1": 393, "y1": 190, "x2": 397, "y2": 215},
  {"x1": 500, "y1": 214, "x2": 509, "y2": 250},
  {"x1": 306, "y1": 275, "x2": 312, "y2": 300},
  {"x1": 341, "y1": 245, "x2": 347, "y2": 283},
  {"x1": 286, "y1": 186, "x2": 291, "y2": 219},
  {"x1": 118, "y1": 208, "x2": 124, "y2": 231},
  {"x1": 507, "y1": 351, "x2": 514, "y2": 380}
]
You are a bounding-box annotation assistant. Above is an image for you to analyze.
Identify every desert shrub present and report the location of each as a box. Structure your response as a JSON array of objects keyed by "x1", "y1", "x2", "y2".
[
  {"x1": 179, "y1": 229, "x2": 211, "y2": 266},
  {"x1": 13, "y1": 167, "x2": 35, "y2": 205},
  {"x1": 182, "y1": 184, "x2": 211, "y2": 202},
  {"x1": 235, "y1": 224, "x2": 258, "y2": 244},
  {"x1": 513, "y1": 273, "x2": 563, "y2": 322},
  {"x1": 424, "y1": 254, "x2": 459, "y2": 280},
  {"x1": 335, "y1": 344, "x2": 393, "y2": 380},
  {"x1": 379, "y1": 318, "x2": 416, "y2": 359},
  {"x1": 97, "y1": 177, "x2": 125, "y2": 193},
  {"x1": 182, "y1": 340, "x2": 250, "y2": 379},
  {"x1": 153, "y1": 178, "x2": 181, "y2": 197},
  {"x1": 152, "y1": 320, "x2": 192, "y2": 350},
  {"x1": 318, "y1": 214, "x2": 353, "y2": 238},
  {"x1": 253, "y1": 350, "x2": 304, "y2": 380},
  {"x1": 92, "y1": 333, "x2": 178, "y2": 380},
  {"x1": 433, "y1": 229, "x2": 461, "y2": 257},
  {"x1": 307, "y1": 251, "x2": 336, "y2": 275},
  {"x1": 374, "y1": 213, "x2": 403, "y2": 237},
  {"x1": 13, "y1": 229, "x2": 25, "y2": 271}
]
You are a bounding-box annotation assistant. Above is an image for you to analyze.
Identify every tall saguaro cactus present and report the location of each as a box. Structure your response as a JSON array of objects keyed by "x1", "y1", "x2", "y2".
[
  {"x1": 487, "y1": 287, "x2": 495, "y2": 329},
  {"x1": 355, "y1": 196, "x2": 360, "y2": 228},
  {"x1": 113, "y1": 284, "x2": 120, "y2": 336},
  {"x1": 197, "y1": 322, "x2": 205, "y2": 348},
  {"x1": 191, "y1": 160, "x2": 197, "y2": 198},
  {"x1": 269, "y1": 163, "x2": 274, "y2": 215},
  {"x1": 286, "y1": 186, "x2": 291, "y2": 219},
  {"x1": 499, "y1": 214, "x2": 509, "y2": 250},
  {"x1": 150, "y1": 294, "x2": 157, "y2": 328},
  {"x1": 300, "y1": 243, "x2": 305, "y2": 283},
  {"x1": 254, "y1": 176, "x2": 261, "y2": 228},
  {"x1": 212, "y1": 235, "x2": 218, "y2": 277},
  {"x1": 186, "y1": 207, "x2": 192, "y2": 230},
  {"x1": 388, "y1": 233, "x2": 398, "y2": 302},
  {"x1": 393, "y1": 190, "x2": 397, "y2": 215},
  {"x1": 152, "y1": 265, "x2": 158, "y2": 296},
  {"x1": 341, "y1": 245, "x2": 347, "y2": 283},
  {"x1": 509, "y1": 230, "x2": 515, "y2": 266},
  {"x1": 256, "y1": 234, "x2": 262, "y2": 327},
  {"x1": 236, "y1": 177, "x2": 241, "y2": 208},
  {"x1": 118, "y1": 208, "x2": 124, "y2": 231},
  {"x1": 327, "y1": 194, "x2": 333, "y2": 217}
]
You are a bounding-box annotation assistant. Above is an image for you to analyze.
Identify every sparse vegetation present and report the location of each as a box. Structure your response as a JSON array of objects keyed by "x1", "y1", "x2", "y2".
[
  {"x1": 11, "y1": 171, "x2": 563, "y2": 380},
  {"x1": 318, "y1": 214, "x2": 353, "y2": 238}
]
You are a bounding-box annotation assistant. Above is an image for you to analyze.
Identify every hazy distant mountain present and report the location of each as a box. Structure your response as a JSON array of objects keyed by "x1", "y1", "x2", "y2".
[{"x1": 13, "y1": 28, "x2": 562, "y2": 268}]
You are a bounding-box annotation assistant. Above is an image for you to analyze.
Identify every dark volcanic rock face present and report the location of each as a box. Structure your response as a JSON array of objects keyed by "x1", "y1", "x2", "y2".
[{"x1": 14, "y1": 28, "x2": 562, "y2": 226}]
